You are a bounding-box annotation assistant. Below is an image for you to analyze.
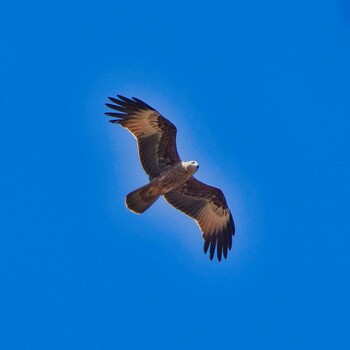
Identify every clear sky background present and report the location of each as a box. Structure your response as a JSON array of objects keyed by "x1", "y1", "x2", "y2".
[{"x1": 1, "y1": 0, "x2": 350, "y2": 349}]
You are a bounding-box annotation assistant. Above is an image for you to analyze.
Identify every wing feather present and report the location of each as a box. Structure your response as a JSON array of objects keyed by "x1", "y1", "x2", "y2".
[
  {"x1": 164, "y1": 177, "x2": 235, "y2": 261},
  {"x1": 105, "y1": 95, "x2": 181, "y2": 178}
]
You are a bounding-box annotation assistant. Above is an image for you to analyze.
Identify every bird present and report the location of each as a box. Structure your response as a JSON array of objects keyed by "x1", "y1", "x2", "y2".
[{"x1": 105, "y1": 95, "x2": 235, "y2": 261}]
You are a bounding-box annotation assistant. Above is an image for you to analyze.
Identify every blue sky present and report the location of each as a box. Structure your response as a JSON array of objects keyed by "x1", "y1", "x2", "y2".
[{"x1": 1, "y1": 0, "x2": 350, "y2": 349}]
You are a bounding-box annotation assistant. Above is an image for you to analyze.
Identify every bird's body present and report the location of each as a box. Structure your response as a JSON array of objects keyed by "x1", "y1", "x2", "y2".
[
  {"x1": 125, "y1": 160, "x2": 199, "y2": 214},
  {"x1": 148, "y1": 161, "x2": 199, "y2": 195},
  {"x1": 105, "y1": 95, "x2": 235, "y2": 261}
]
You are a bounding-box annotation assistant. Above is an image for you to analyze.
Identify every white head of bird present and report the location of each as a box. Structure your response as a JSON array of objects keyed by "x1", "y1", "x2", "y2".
[{"x1": 182, "y1": 160, "x2": 199, "y2": 174}]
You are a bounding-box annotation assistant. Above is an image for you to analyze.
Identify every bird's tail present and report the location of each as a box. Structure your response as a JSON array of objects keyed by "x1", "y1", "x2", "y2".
[{"x1": 125, "y1": 183, "x2": 160, "y2": 214}]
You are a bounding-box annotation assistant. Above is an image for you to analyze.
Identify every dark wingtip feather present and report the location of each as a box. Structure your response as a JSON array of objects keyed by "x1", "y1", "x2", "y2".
[
  {"x1": 223, "y1": 246, "x2": 228, "y2": 259},
  {"x1": 117, "y1": 95, "x2": 134, "y2": 104},
  {"x1": 230, "y1": 214, "x2": 236, "y2": 236},
  {"x1": 204, "y1": 240, "x2": 210, "y2": 254},
  {"x1": 209, "y1": 240, "x2": 216, "y2": 261},
  {"x1": 106, "y1": 95, "x2": 156, "y2": 114},
  {"x1": 217, "y1": 241, "x2": 223, "y2": 262},
  {"x1": 132, "y1": 97, "x2": 155, "y2": 110},
  {"x1": 108, "y1": 96, "x2": 129, "y2": 107},
  {"x1": 105, "y1": 103, "x2": 126, "y2": 113},
  {"x1": 104, "y1": 112, "x2": 123, "y2": 117},
  {"x1": 105, "y1": 103, "x2": 120, "y2": 108},
  {"x1": 108, "y1": 96, "x2": 120, "y2": 104},
  {"x1": 104, "y1": 112, "x2": 125, "y2": 118}
]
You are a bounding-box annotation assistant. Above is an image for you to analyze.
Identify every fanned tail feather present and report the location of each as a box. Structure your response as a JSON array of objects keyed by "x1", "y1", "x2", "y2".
[{"x1": 125, "y1": 183, "x2": 159, "y2": 214}]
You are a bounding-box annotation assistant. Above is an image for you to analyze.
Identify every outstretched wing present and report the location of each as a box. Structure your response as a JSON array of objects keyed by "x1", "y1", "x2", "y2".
[
  {"x1": 105, "y1": 95, "x2": 181, "y2": 178},
  {"x1": 164, "y1": 178, "x2": 235, "y2": 261}
]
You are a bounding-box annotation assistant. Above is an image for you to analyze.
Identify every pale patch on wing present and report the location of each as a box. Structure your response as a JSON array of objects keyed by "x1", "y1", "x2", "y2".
[
  {"x1": 197, "y1": 204, "x2": 229, "y2": 237},
  {"x1": 120, "y1": 110, "x2": 162, "y2": 139}
]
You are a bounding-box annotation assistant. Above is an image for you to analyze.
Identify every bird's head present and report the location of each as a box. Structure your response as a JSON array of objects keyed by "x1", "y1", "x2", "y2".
[{"x1": 183, "y1": 160, "x2": 199, "y2": 174}]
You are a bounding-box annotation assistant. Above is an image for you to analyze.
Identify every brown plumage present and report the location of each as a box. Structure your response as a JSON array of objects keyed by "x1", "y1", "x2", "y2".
[
  {"x1": 105, "y1": 95, "x2": 235, "y2": 261},
  {"x1": 105, "y1": 95, "x2": 179, "y2": 179}
]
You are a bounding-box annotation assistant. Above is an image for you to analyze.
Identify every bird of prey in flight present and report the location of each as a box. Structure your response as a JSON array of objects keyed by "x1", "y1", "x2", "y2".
[{"x1": 105, "y1": 95, "x2": 235, "y2": 261}]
